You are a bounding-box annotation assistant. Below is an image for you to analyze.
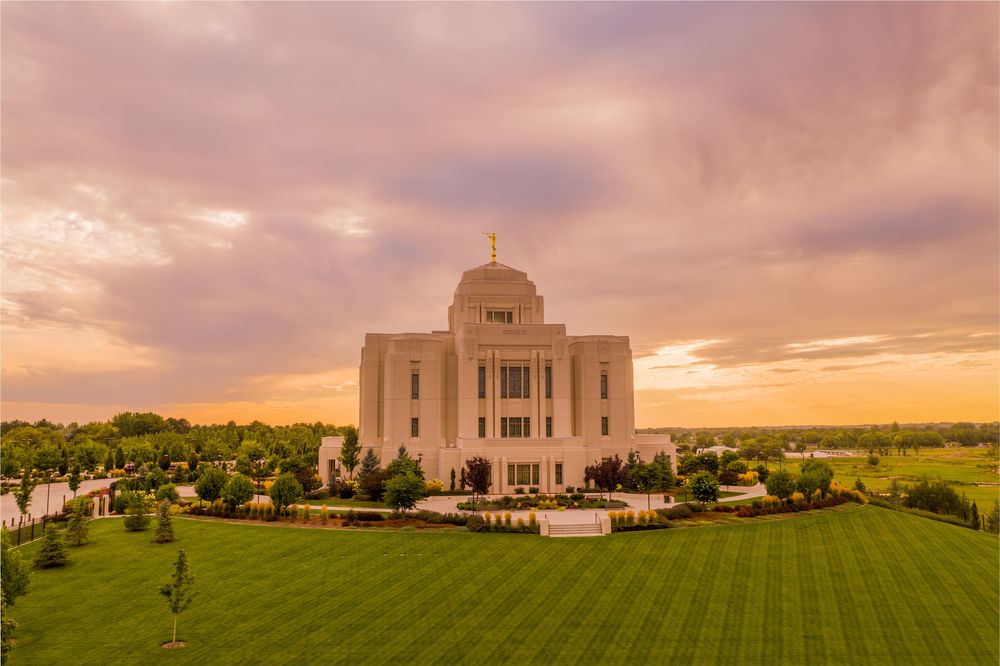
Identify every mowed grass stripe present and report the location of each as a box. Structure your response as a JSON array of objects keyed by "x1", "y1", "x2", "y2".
[{"x1": 8, "y1": 506, "x2": 998, "y2": 666}]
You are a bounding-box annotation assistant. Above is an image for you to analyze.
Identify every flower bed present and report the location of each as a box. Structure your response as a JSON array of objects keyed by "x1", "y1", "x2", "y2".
[{"x1": 457, "y1": 493, "x2": 627, "y2": 511}]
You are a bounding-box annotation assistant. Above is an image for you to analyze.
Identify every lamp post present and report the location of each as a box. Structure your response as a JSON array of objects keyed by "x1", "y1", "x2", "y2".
[{"x1": 45, "y1": 468, "x2": 54, "y2": 522}]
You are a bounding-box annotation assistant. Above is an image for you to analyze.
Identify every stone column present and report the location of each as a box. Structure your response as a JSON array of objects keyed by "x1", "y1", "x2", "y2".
[
  {"x1": 529, "y1": 350, "x2": 540, "y2": 438},
  {"x1": 485, "y1": 350, "x2": 495, "y2": 439}
]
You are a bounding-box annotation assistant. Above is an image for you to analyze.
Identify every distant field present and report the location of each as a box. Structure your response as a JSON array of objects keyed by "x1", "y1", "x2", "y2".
[
  {"x1": 780, "y1": 447, "x2": 999, "y2": 506},
  {"x1": 7, "y1": 506, "x2": 997, "y2": 665}
]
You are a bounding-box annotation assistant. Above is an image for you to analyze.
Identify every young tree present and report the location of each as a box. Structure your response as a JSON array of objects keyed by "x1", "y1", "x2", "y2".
[
  {"x1": 685, "y1": 471, "x2": 720, "y2": 504},
  {"x1": 630, "y1": 461, "x2": 659, "y2": 511},
  {"x1": 449, "y1": 468, "x2": 456, "y2": 492},
  {"x1": 104, "y1": 449, "x2": 116, "y2": 474},
  {"x1": 269, "y1": 473, "x2": 303, "y2": 516},
  {"x1": 13, "y1": 474, "x2": 35, "y2": 518},
  {"x1": 221, "y1": 474, "x2": 254, "y2": 510},
  {"x1": 653, "y1": 451, "x2": 676, "y2": 490},
  {"x1": 114, "y1": 445, "x2": 126, "y2": 470},
  {"x1": 585, "y1": 455, "x2": 628, "y2": 502},
  {"x1": 33, "y1": 528, "x2": 67, "y2": 569},
  {"x1": 154, "y1": 500, "x2": 175, "y2": 543},
  {"x1": 384, "y1": 473, "x2": 426, "y2": 513},
  {"x1": 159, "y1": 549, "x2": 196, "y2": 647},
  {"x1": 68, "y1": 467, "x2": 81, "y2": 498},
  {"x1": 970, "y1": 501, "x2": 979, "y2": 530},
  {"x1": 1, "y1": 528, "x2": 30, "y2": 605},
  {"x1": 194, "y1": 467, "x2": 228, "y2": 503},
  {"x1": 338, "y1": 427, "x2": 361, "y2": 479},
  {"x1": 64, "y1": 498, "x2": 92, "y2": 546},
  {"x1": 464, "y1": 457, "x2": 492, "y2": 512},
  {"x1": 124, "y1": 493, "x2": 151, "y2": 531}
]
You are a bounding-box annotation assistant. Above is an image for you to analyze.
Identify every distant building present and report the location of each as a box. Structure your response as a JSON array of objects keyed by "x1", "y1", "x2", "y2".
[{"x1": 320, "y1": 258, "x2": 675, "y2": 493}]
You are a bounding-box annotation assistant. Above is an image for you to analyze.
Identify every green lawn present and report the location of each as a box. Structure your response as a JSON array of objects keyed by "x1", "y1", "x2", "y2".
[
  {"x1": 8, "y1": 507, "x2": 998, "y2": 665},
  {"x1": 779, "y1": 447, "x2": 999, "y2": 506}
]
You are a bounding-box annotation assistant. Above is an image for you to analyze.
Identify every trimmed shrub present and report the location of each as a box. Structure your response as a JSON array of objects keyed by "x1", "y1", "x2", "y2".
[
  {"x1": 466, "y1": 515, "x2": 485, "y2": 532},
  {"x1": 321, "y1": 507, "x2": 329, "y2": 524},
  {"x1": 503, "y1": 512, "x2": 512, "y2": 527},
  {"x1": 528, "y1": 512, "x2": 537, "y2": 529}
]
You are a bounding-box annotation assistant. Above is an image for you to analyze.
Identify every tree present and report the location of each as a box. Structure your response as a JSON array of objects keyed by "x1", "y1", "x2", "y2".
[
  {"x1": 384, "y1": 473, "x2": 426, "y2": 513},
  {"x1": 64, "y1": 499, "x2": 91, "y2": 546},
  {"x1": 124, "y1": 493, "x2": 151, "y2": 531},
  {"x1": 765, "y1": 470, "x2": 796, "y2": 500},
  {"x1": 465, "y1": 457, "x2": 492, "y2": 512},
  {"x1": 584, "y1": 455, "x2": 628, "y2": 502},
  {"x1": 68, "y1": 467, "x2": 81, "y2": 497},
  {"x1": 159, "y1": 549, "x2": 196, "y2": 647},
  {"x1": 34, "y1": 528, "x2": 67, "y2": 569},
  {"x1": 358, "y1": 449, "x2": 385, "y2": 501},
  {"x1": 685, "y1": 471, "x2": 720, "y2": 504},
  {"x1": 194, "y1": 467, "x2": 228, "y2": 503},
  {"x1": 797, "y1": 460, "x2": 834, "y2": 497},
  {"x1": 269, "y1": 473, "x2": 303, "y2": 515},
  {"x1": 970, "y1": 501, "x2": 979, "y2": 530},
  {"x1": 114, "y1": 445, "x2": 126, "y2": 470},
  {"x1": 630, "y1": 461, "x2": 660, "y2": 511},
  {"x1": 221, "y1": 474, "x2": 254, "y2": 510},
  {"x1": 13, "y1": 474, "x2": 35, "y2": 518},
  {"x1": 449, "y1": 468, "x2": 456, "y2": 491},
  {"x1": 794, "y1": 442, "x2": 808, "y2": 459},
  {"x1": 653, "y1": 451, "x2": 676, "y2": 489},
  {"x1": 154, "y1": 501, "x2": 175, "y2": 543},
  {"x1": 338, "y1": 426, "x2": 361, "y2": 479},
  {"x1": 384, "y1": 445, "x2": 424, "y2": 480},
  {"x1": 0, "y1": 528, "x2": 30, "y2": 605},
  {"x1": 279, "y1": 456, "x2": 319, "y2": 493},
  {"x1": 105, "y1": 449, "x2": 115, "y2": 473}
]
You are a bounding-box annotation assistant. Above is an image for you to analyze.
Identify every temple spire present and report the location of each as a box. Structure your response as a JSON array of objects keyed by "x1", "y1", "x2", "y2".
[{"x1": 483, "y1": 231, "x2": 497, "y2": 263}]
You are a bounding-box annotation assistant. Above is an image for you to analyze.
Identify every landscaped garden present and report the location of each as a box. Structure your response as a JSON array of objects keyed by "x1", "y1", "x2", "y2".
[
  {"x1": 5, "y1": 505, "x2": 997, "y2": 665},
  {"x1": 456, "y1": 491, "x2": 628, "y2": 511}
]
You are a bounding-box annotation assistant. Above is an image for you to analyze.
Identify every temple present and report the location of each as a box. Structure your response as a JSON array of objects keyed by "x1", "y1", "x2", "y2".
[{"x1": 319, "y1": 257, "x2": 674, "y2": 493}]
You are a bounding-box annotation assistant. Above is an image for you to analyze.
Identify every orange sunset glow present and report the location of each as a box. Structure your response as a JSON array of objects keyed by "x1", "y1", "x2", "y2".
[{"x1": 2, "y1": 2, "x2": 997, "y2": 427}]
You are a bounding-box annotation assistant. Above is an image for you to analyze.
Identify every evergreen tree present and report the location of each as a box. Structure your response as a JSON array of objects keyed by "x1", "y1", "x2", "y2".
[
  {"x1": 970, "y1": 501, "x2": 979, "y2": 530},
  {"x1": 159, "y1": 549, "x2": 196, "y2": 646},
  {"x1": 114, "y1": 445, "x2": 125, "y2": 470},
  {"x1": 123, "y1": 493, "x2": 151, "y2": 531},
  {"x1": 105, "y1": 449, "x2": 115, "y2": 473},
  {"x1": 153, "y1": 500, "x2": 175, "y2": 543},
  {"x1": 33, "y1": 528, "x2": 67, "y2": 569},
  {"x1": 64, "y1": 499, "x2": 91, "y2": 546}
]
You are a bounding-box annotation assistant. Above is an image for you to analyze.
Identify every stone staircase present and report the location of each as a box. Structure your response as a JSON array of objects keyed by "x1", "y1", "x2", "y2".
[{"x1": 547, "y1": 523, "x2": 605, "y2": 537}]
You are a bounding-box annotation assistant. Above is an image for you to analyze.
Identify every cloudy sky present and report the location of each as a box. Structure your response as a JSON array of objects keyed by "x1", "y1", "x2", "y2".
[{"x1": 2, "y1": 2, "x2": 997, "y2": 428}]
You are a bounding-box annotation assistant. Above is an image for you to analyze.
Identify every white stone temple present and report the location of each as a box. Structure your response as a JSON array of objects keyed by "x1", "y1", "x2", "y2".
[{"x1": 319, "y1": 253, "x2": 674, "y2": 493}]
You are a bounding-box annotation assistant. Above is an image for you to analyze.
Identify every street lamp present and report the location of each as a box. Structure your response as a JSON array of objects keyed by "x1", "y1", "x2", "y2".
[{"x1": 45, "y1": 468, "x2": 54, "y2": 519}]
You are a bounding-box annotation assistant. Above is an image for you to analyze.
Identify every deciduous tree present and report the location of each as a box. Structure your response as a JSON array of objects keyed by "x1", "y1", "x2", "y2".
[
  {"x1": 465, "y1": 457, "x2": 492, "y2": 512},
  {"x1": 159, "y1": 549, "x2": 195, "y2": 647}
]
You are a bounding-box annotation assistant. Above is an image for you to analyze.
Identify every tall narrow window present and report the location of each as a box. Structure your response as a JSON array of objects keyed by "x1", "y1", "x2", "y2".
[
  {"x1": 411, "y1": 372, "x2": 419, "y2": 400},
  {"x1": 524, "y1": 367, "x2": 529, "y2": 398},
  {"x1": 555, "y1": 463, "x2": 563, "y2": 485},
  {"x1": 478, "y1": 417, "x2": 486, "y2": 438},
  {"x1": 600, "y1": 371, "x2": 608, "y2": 400},
  {"x1": 510, "y1": 418, "x2": 522, "y2": 438},
  {"x1": 545, "y1": 365, "x2": 552, "y2": 399},
  {"x1": 501, "y1": 417, "x2": 508, "y2": 438},
  {"x1": 601, "y1": 416, "x2": 609, "y2": 436},
  {"x1": 411, "y1": 418, "x2": 420, "y2": 437},
  {"x1": 478, "y1": 365, "x2": 486, "y2": 399},
  {"x1": 509, "y1": 367, "x2": 522, "y2": 398},
  {"x1": 524, "y1": 418, "x2": 530, "y2": 438},
  {"x1": 508, "y1": 465, "x2": 515, "y2": 485},
  {"x1": 500, "y1": 367, "x2": 508, "y2": 399},
  {"x1": 546, "y1": 416, "x2": 552, "y2": 438},
  {"x1": 531, "y1": 464, "x2": 540, "y2": 485}
]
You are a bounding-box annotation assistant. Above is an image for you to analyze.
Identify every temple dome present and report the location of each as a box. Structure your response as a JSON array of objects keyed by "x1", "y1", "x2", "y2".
[{"x1": 454, "y1": 262, "x2": 536, "y2": 297}]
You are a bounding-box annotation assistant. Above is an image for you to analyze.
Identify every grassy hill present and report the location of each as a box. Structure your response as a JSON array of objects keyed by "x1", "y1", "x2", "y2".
[{"x1": 8, "y1": 506, "x2": 998, "y2": 665}]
